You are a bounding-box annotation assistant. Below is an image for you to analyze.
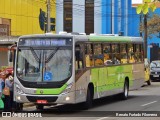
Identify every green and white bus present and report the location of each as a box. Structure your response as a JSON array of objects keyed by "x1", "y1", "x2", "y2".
[{"x1": 13, "y1": 33, "x2": 145, "y2": 110}]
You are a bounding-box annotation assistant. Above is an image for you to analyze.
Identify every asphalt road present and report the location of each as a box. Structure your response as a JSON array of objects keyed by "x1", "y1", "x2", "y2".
[{"x1": 1, "y1": 81, "x2": 160, "y2": 120}]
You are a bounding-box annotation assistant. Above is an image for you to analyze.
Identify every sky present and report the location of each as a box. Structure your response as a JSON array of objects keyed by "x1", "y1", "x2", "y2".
[{"x1": 132, "y1": 0, "x2": 143, "y2": 4}]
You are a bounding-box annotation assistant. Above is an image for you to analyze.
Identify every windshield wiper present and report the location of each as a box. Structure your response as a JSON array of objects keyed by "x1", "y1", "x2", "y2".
[
  {"x1": 30, "y1": 47, "x2": 40, "y2": 62},
  {"x1": 45, "y1": 47, "x2": 59, "y2": 63}
]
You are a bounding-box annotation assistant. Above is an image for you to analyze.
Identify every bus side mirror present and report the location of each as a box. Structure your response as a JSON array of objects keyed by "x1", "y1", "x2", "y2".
[{"x1": 9, "y1": 51, "x2": 13, "y2": 62}]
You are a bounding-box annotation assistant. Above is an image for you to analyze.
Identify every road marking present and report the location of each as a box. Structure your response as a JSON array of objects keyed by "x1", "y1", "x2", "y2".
[
  {"x1": 141, "y1": 101, "x2": 157, "y2": 107},
  {"x1": 96, "y1": 117, "x2": 109, "y2": 120}
]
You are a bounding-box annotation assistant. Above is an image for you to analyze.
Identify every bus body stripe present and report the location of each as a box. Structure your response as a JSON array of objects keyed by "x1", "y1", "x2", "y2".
[{"x1": 35, "y1": 84, "x2": 67, "y2": 95}]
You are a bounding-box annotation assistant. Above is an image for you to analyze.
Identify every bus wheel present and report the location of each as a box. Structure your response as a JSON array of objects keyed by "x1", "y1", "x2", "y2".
[
  {"x1": 120, "y1": 80, "x2": 129, "y2": 100},
  {"x1": 83, "y1": 88, "x2": 93, "y2": 109},
  {"x1": 15, "y1": 103, "x2": 23, "y2": 111},
  {"x1": 147, "y1": 80, "x2": 151, "y2": 85},
  {"x1": 36, "y1": 105, "x2": 44, "y2": 110}
]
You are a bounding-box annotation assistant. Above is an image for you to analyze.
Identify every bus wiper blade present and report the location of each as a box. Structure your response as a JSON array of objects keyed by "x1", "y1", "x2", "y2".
[
  {"x1": 45, "y1": 47, "x2": 59, "y2": 63},
  {"x1": 30, "y1": 47, "x2": 40, "y2": 62}
]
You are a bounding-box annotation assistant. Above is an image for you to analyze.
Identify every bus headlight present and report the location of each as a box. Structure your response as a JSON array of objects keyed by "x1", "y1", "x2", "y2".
[
  {"x1": 16, "y1": 84, "x2": 24, "y2": 94},
  {"x1": 62, "y1": 83, "x2": 73, "y2": 94},
  {"x1": 16, "y1": 96, "x2": 21, "y2": 101}
]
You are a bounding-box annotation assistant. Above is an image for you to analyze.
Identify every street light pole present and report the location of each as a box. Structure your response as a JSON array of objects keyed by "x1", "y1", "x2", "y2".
[
  {"x1": 144, "y1": 14, "x2": 148, "y2": 58},
  {"x1": 47, "y1": 0, "x2": 51, "y2": 32}
]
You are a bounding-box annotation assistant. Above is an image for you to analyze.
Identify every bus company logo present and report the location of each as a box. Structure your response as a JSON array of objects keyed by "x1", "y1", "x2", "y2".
[
  {"x1": 40, "y1": 90, "x2": 43, "y2": 94},
  {"x1": 2, "y1": 112, "x2": 11, "y2": 117}
]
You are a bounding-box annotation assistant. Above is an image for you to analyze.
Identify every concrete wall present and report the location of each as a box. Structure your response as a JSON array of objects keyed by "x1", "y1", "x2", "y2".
[
  {"x1": 56, "y1": 0, "x2": 101, "y2": 34},
  {"x1": 0, "y1": 46, "x2": 8, "y2": 68},
  {"x1": 56, "y1": 0, "x2": 64, "y2": 33},
  {"x1": 0, "y1": 0, "x2": 56, "y2": 35},
  {"x1": 94, "y1": 0, "x2": 102, "y2": 34}
]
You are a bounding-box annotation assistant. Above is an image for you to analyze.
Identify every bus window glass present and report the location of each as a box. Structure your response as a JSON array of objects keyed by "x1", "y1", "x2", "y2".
[
  {"x1": 17, "y1": 49, "x2": 41, "y2": 81},
  {"x1": 120, "y1": 44, "x2": 127, "y2": 64},
  {"x1": 128, "y1": 44, "x2": 135, "y2": 63},
  {"x1": 112, "y1": 44, "x2": 120, "y2": 65},
  {"x1": 44, "y1": 49, "x2": 72, "y2": 82},
  {"x1": 85, "y1": 44, "x2": 94, "y2": 67},
  {"x1": 103, "y1": 44, "x2": 112, "y2": 65},
  {"x1": 135, "y1": 44, "x2": 143, "y2": 62},
  {"x1": 94, "y1": 44, "x2": 104, "y2": 66},
  {"x1": 75, "y1": 44, "x2": 84, "y2": 71},
  {"x1": 134, "y1": 44, "x2": 139, "y2": 62},
  {"x1": 17, "y1": 47, "x2": 72, "y2": 82}
]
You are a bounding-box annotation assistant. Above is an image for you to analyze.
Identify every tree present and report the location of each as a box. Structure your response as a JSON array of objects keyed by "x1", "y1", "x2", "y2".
[
  {"x1": 136, "y1": 0, "x2": 160, "y2": 58},
  {"x1": 140, "y1": 14, "x2": 160, "y2": 38},
  {"x1": 136, "y1": 0, "x2": 160, "y2": 14}
]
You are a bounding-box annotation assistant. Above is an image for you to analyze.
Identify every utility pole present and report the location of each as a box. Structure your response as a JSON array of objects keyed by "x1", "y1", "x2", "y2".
[
  {"x1": 140, "y1": 13, "x2": 142, "y2": 37},
  {"x1": 144, "y1": 14, "x2": 147, "y2": 58},
  {"x1": 47, "y1": 0, "x2": 51, "y2": 32}
]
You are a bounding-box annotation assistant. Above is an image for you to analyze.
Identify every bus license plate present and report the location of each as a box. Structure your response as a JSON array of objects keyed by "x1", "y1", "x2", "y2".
[
  {"x1": 37, "y1": 100, "x2": 48, "y2": 104},
  {"x1": 153, "y1": 75, "x2": 159, "y2": 77}
]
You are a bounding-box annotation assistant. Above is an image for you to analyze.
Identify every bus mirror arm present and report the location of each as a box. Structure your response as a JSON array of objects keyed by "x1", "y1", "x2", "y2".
[
  {"x1": 9, "y1": 52, "x2": 13, "y2": 62},
  {"x1": 9, "y1": 44, "x2": 17, "y2": 62}
]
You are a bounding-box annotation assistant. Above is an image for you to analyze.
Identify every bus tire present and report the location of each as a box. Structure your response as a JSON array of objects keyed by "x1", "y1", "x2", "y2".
[
  {"x1": 120, "y1": 80, "x2": 129, "y2": 100},
  {"x1": 83, "y1": 88, "x2": 93, "y2": 109},
  {"x1": 15, "y1": 103, "x2": 23, "y2": 111},
  {"x1": 36, "y1": 105, "x2": 44, "y2": 110},
  {"x1": 147, "y1": 80, "x2": 151, "y2": 85}
]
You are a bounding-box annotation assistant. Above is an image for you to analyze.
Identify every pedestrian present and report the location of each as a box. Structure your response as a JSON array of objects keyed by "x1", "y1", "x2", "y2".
[
  {"x1": 0, "y1": 72, "x2": 5, "y2": 110},
  {"x1": 4, "y1": 74, "x2": 13, "y2": 111}
]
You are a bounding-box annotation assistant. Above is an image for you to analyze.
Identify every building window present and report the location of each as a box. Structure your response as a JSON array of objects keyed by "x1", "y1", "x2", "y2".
[
  {"x1": 64, "y1": 0, "x2": 72, "y2": 32},
  {"x1": 85, "y1": 0, "x2": 94, "y2": 35}
]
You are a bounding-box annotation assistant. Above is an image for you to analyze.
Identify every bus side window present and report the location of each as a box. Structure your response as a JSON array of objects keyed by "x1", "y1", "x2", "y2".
[
  {"x1": 94, "y1": 44, "x2": 104, "y2": 66},
  {"x1": 128, "y1": 44, "x2": 135, "y2": 63},
  {"x1": 103, "y1": 44, "x2": 112, "y2": 65},
  {"x1": 112, "y1": 44, "x2": 120, "y2": 65},
  {"x1": 135, "y1": 44, "x2": 143, "y2": 62},
  {"x1": 120, "y1": 44, "x2": 127, "y2": 64},
  {"x1": 75, "y1": 44, "x2": 84, "y2": 72},
  {"x1": 85, "y1": 44, "x2": 94, "y2": 67}
]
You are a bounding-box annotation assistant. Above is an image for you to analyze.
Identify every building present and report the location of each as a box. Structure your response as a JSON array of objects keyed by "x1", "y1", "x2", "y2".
[
  {"x1": 56, "y1": 0, "x2": 159, "y2": 61},
  {"x1": 56, "y1": 0, "x2": 140, "y2": 36},
  {"x1": 0, "y1": 0, "x2": 56, "y2": 68},
  {"x1": 102, "y1": 0, "x2": 140, "y2": 36},
  {"x1": 56, "y1": 0, "x2": 101, "y2": 34}
]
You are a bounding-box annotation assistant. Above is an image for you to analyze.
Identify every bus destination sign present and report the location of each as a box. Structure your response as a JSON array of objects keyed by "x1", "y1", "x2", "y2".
[{"x1": 19, "y1": 39, "x2": 68, "y2": 46}]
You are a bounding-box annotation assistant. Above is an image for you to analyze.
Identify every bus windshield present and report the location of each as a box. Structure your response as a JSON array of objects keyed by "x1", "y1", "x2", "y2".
[{"x1": 16, "y1": 46, "x2": 72, "y2": 82}]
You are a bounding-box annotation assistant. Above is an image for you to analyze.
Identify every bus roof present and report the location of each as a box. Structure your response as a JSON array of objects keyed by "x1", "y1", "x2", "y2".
[
  {"x1": 18, "y1": 33, "x2": 143, "y2": 43},
  {"x1": 89, "y1": 35, "x2": 143, "y2": 43}
]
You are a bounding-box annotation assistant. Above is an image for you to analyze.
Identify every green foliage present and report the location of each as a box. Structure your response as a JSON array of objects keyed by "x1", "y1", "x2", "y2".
[
  {"x1": 136, "y1": 5, "x2": 143, "y2": 14},
  {"x1": 143, "y1": 3, "x2": 149, "y2": 14},
  {"x1": 140, "y1": 14, "x2": 160, "y2": 38},
  {"x1": 144, "y1": 0, "x2": 151, "y2": 2},
  {"x1": 150, "y1": 3, "x2": 157, "y2": 12},
  {"x1": 136, "y1": 0, "x2": 159, "y2": 14}
]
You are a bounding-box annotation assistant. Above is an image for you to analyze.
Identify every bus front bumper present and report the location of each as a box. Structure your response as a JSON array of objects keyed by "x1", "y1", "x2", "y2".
[{"x1": 14, "y1": 92, "x2": 75, "y2": 104}]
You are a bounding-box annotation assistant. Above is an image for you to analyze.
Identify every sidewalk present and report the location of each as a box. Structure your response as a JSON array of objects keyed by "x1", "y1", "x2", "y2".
[{"x1": 0, "y1": 103, "x2": 34, "y2": 112}]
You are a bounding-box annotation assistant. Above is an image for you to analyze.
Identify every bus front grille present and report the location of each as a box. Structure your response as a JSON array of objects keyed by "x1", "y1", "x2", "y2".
[{"x1": 26, "y1": 96, "x2": 58, "y2": 102}]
